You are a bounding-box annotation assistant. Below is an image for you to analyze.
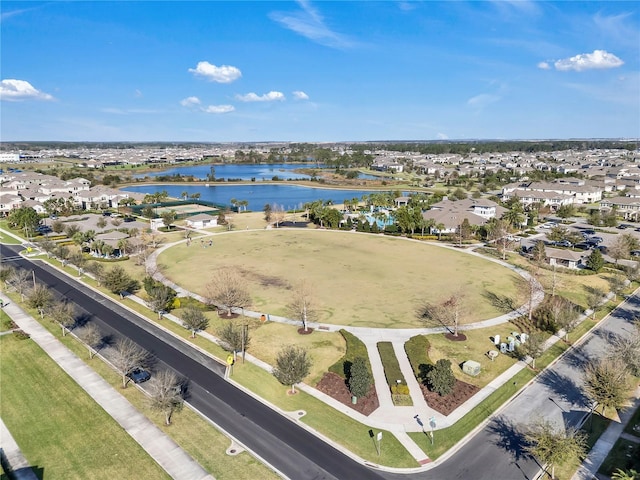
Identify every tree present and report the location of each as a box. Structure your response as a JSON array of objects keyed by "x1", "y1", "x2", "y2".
[
  {"x1": 65, "y1": 224, "x2": 81, "y2": 238},
  {"x1": 610, "y1": 237, "x2": 630, "y2": 264},
  {"x1": 102, "y1": 266, "x2": 140, "y2": 297},
  {"x1": 426, "y1": 359, "x2": 456, "y2": 396},
  {"x1": 271, "y1": 203, "x2": 286, "y2": 227},
  {"x1": 148, "y1": 370, "x2": 183, "y2": 426},
  {"x1": 0, "y1": 264, "x2": 15, "y2": 286},
  {"x1": 287, "y1": 280, "x2": 318, "y2": 332},
  {"x1": 502, "y1": 206, "x2": 524, "y2": 230},
  {"x1": 611, "y1": 468, "x2": 639, "y2": 480},
  {"x1": 48, "y1": 300, "x2": 76, "y2": 335},
  {"x1": 7, "y1": 206, "x2": 40, "y2": 233},
  {"x1": 78, "y1": 323, "x2": 103, "y2": 358},
  {"x1": 7, "y1": 268, "x2": 32, "y2": 301},
  {"x1": 26, "y1": 283, "x2": 54, "y2": 319},
  {"x1": 586, "y1": 248, "x2": 605, "y2": 272},
  {"x1": 609, "y1": 274, "x2": 627, "y2": 300},
  {"x1": 611, "y1": 319, "x2": 640, "y2": 376},
  {"x1": 516, "y1": 331, "x2": 545, "y2": 369},
  {"x1": 550, "y1": 297, "x2": 579, "y2": 341},
  {"x1": 525, "y1": 420, "x2": 587, "y2": 480},
  {"x1": 419, "y1": 293, "x2": 465, "y2": 337},
  {"x1": 348, "y1": 357, "x2": 372, "y2": 403},
  {"x1": 487, "y1": 218, "x2": 512, "y2": 260},
  {"x1": 263, "y1": 203, "x2": 272, "y2": 222},
  {"x1": 36, "y1": 238, "x2": 57, "y2": 258},
  {"x1": 218, "y1": 321, "x2": 250, "y2": 357},
  {"x1": 531, "y1": 240, "x2": 547, "y2": 265},
  {"x1": 584, "y1": 357, "x2": 632, "y2": 416},
  {"x1": 112, "y1": 338, "x2": 148, "y2": 388},
  {"x1": 181, "y1": 307, "x2": 210, "y2": 338},
  {"x1": 143, "y1": 276, "x2": 176, "y2": 319},
  {"x1": 161, "y1": 210, "x2": 177, "y2": 230},
  {"x1": 272, "y1": 345, "x2": 312, "y2": 394},
  {"x1": 556, "y1": 204, "x2": 576, "y2": 219},
  {"x1": 585, "y1": 287, "x2": 607, "y2": 320},
  {"x1": 206, "y1": 270, "x2": 251, "y2": 316}
]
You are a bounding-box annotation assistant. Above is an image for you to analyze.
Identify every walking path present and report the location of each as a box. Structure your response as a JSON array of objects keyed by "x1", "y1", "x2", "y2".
[
  {"x1": 0, "y1": 292, "x2": 214, "y2": 480},
  {"x1": 141, "y1": 233, "x2": 554, "y2": 464},
  {"x1": 572, "y1": 385, "x2": 640, "y2": 480}
]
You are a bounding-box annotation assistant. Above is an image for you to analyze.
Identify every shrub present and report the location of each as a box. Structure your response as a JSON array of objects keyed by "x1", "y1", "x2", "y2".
[
  {"x1": 13, "y1": 329, "x2": 30, "y2": 340},
  {"x1": 426, "y1": 359, "x2": 456, "y2": 396},
  {"x1": 328, "y1": 329, "x2": 370, "y2": 379},
  {"x1": 348, "y1": 357, "x2": 372, "y2": 399},
  {"x1": 405, "y1": 335, "x2": 432, "y2": 377}
]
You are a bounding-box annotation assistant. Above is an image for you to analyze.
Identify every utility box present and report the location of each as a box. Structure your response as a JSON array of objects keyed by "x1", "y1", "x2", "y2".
[{"x1": 462, "y1": 360, "x2": 481, "y2": 377}]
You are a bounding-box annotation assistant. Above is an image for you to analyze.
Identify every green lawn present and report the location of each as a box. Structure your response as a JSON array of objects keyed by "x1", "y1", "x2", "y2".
[
  {"x1": 0, "y1": 335, "x2": 170, "y2": 480},
  {"x1": 0, "y1": 291, "x2": 280, "y2": 480},
  {"x1": 598, "y1": 438, "x2": 640, "y2": 476},
  {"x1": 230, "y1": 359, "x2": 418, "y2": 468},
  {"x1": 158, "y1": 229, "x2": 525, "y2": 328}
]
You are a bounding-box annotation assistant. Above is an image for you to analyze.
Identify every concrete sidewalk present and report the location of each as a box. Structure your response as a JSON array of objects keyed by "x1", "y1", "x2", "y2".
[
  {"x1": 0, "y1": 417, "x2": 39, "y2": 480},
  {"x1": 572, "y1": 386, "x2": 640, "y2": 480},
  {"x1": 0, "y1": 292, "x2": 214, "y2": 480}
]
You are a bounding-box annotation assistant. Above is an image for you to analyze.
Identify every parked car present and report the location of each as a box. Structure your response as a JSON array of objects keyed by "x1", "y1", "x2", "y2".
[
  {"x1": 123, "y1": 216, "x2": 135, "y2": 223},
  {"x1": 573, "y1": 242, "x2": 591, "y2": 250},
  {"x1": 596, "y1": 245, "x2": 609, "y2": 254},
  {"x1": 127, "y1": 367, "x2": 151, "y2": 384},
  {"x1": 588, "y1": 236, "x2": 603, "y2": 245},
  {"x1": 556, "y1": 240, "x2": 572, "y2": 248},
  {"x1": 582, "y1": 229, "x2": 596, "y2": 235},
  {"x1": 631, "y1": 250, "x2": 640, "y2": 257}
]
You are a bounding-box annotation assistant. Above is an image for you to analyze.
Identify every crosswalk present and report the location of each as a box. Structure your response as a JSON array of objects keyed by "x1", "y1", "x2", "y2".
[{"x1": 0, "y1": 255, "x2": 23, "y2": 263}]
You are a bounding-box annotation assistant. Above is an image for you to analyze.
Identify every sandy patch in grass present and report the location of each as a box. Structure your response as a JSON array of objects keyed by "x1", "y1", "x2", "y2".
[{"x1": 158, "y1": 229, "x2": 525, "y2": 328}]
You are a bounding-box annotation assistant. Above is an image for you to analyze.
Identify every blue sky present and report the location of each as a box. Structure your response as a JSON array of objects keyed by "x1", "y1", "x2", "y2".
[{"x1": 1, "y1": 1, "x2": 638, "y2": 142}]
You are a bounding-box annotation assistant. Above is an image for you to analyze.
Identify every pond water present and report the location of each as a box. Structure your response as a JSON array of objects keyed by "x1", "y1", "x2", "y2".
[
  {"x1": 123, "y1": 183, "x2": 384, "y2": 211},
  {"x1": 135, "y1": 163, "x2": 381, "y2": 181}
]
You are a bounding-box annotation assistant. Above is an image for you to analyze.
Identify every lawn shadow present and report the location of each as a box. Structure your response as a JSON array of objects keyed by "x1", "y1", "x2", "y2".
[
  {"x1": 418, "y1": 364, "x2": 432, "y2": 385},
  {"x1": 487, "y1": 415, "x2": 531, "y2": 462},
  {"x1": 483, "y1": 290, "x2": 518, "y2": 313}
]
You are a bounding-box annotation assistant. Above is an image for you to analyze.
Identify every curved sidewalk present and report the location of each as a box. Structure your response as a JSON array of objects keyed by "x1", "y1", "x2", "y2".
[{"x1": 0, "y1": 292, "x2": 214, "y2": 480}]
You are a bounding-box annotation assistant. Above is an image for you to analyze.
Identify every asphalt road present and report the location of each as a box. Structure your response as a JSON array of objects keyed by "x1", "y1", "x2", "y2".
[
  {"x1": 4, "y1": 242, "x2": 636, "y2": 480},
  {"x1": 0, "y1": 244, "x2": 388, "y2": 480}
]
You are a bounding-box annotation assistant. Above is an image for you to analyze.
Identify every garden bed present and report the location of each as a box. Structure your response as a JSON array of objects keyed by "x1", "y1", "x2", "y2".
[
  {"x1": 419, "y1": 380, "x2": 479, "y2": 416},
  {"x1": 316, "y1": 372, "x2": 379, "y2": 416}
]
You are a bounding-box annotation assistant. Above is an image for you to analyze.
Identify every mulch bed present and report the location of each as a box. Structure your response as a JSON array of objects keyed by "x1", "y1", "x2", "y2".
[
  {"x1": 217, "y1": 311, "x2": 240, "y2": 319},
  {"x1": 445, "y1": 333, "x2": 467, "y2": 341},
  {"x1": 419, "y1": 379, "x2": 480, "y2": 416},
  {"x1": 297, "y1": 327, "x2": 314, "y2": 335},
  {"x1": 316, "y1": 372, "x2": 379, "y2": 416}
]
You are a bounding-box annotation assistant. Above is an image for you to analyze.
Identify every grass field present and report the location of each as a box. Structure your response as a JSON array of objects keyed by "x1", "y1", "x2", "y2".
[
  {"x1": 0, "y1": 335, "x2": 170, "y2": 480},
  {"x1": 158, "y1": 229, "x2": 525, "y2": 328}
]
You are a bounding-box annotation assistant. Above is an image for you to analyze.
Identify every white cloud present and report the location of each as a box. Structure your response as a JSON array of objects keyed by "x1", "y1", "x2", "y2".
[
  {"x1": 292, "y1": 90, "x2": 309, "y2": 100},
  {"x1": 134, "y1": 89, "x2": 143, "y2": 98},
  {"x1": 180, "y1": 96, "x2": 201, "y2": 107},
  {"x1": 269, "y1": 1, "x2": 354, "y2": 49},
  {"x1": 0, "y1": 79, "x2": 53, "y2": 101},
  {"x1": 202, "y1": 105, "x2": 235, "y2": 114},
  {"x1": 188, "y1": 61, "x2": 242, "y2": 83},
  {"x1": 554, "y1": 50, "x2": 623, "y2": 72},
  {"x1": 537, "y1": 61, "x2": 551, "y2": 70},
  {"x1": 235, "y1": 91, "x2": 285, "y2": 102},
  {"x1": 467, "y1": 94, "x2": 501, "y2": 108},
  {"x1": 437, "y1": 132, "x2": 449, "y2": 140}
]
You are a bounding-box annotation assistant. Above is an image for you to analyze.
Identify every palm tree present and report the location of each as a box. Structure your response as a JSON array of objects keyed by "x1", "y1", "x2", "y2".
[{"x1": 181, "y1": 191, "x2": 188, "y2": 201}]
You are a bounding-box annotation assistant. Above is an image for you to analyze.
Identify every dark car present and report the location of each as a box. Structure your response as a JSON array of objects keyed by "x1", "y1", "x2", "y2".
[
  {"x1": 127, "y1": 367, "x2": 151, "y2": 384},
  {"x1": 582, "y1": 229, "x2": 596, "y2": 235},
  {"x1": 631, "y1": 250, "x2": 640, "y2": 257},
  {"x1": 556, "y1": 240, "x2": 572, "y2": 248},
  {"x1": 588, "y1": 236, "x2": 603, "y2": 245},
  {"x1": 596, "y1": 245, "x2": 609, "y2": 254},
  {"x1": 123, "y1": 216, "x2": 135, "y2": 223},
  {"x1": 573, "y1": 242, "x2": 591, "y2": 250}
]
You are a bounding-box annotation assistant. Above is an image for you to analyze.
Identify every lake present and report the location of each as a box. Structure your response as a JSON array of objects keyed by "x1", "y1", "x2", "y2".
[
  {"x1": 134, "y1": 163, "x2": 381, "y2": 181},
  {"x1": 123, "y1": 183, "x2": 385, "y2": 211}
]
